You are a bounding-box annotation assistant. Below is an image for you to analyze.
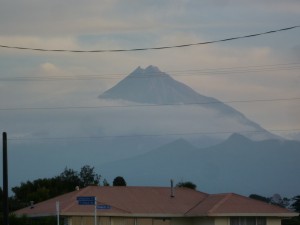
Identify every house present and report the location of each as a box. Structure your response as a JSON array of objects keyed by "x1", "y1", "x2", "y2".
[{"x1": 14, "y1": 186, "x2": 298, "y2": 225}]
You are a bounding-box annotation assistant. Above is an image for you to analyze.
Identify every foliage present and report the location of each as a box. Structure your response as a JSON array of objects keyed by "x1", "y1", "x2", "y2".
[
  {"x1": 79, "y1": 165, "x2": 101, "y2": 187},
  {"x1": 0, "y1": 186, "x2": 2, "y2": 212},
  {"x1": 291, "y1": 196, "x2": 300, "y2": 213},
  {"x1": 282, "y1": 216, "x2": 300, "y2": 225},
  {"x1": 249, "y1": 193, "x2": 300, "y2": 225},
  {"x1": 113, "y1": 176, "x2": 127, "y2": 186},
  {"x1": 249, "y1": 194, "x2": 270, "y2": 203},
  {"x1": 176, "y1": 181, "x2": 197, "y2": 190},
  {"x1": 59, "y1": 167, "x2": 81, "y2": 188},
  {"x1": 10, "y1": 165, "x2": 101, "y2": 210},
  {"x1": 103, "y1": 178, "x2": 110, "y2": 186},
  {"x1": 4, "y1": 214, "x2": 57, "y2": 225},
  {"x1": 270, "y1": 194, "x2": 290, "y2": 208},
  {"x1": 249, "y1": 193, "x2": 290, "y2": 208},
  {"x1": 0, "y1": 186, "x2": 3, "y2": 202}
]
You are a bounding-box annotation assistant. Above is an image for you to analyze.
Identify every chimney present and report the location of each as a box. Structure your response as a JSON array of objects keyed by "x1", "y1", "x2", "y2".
[{"x1": 170, "y1": 179, "x2": 175, "y2": 198}]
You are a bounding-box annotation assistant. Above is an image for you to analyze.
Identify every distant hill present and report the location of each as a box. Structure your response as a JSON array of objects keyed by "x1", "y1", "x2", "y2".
[
  {"x1": 99, "y1": 65, "x2": 278, "y2": 141},
  {"x1": 97, "y1": 134, "x2": 300, "y2": 196},
  {"x1": 8, "y1": 66, "x2": 289, "y2": 195},
  {"x1": 100, "y1": 65, "x2": 220, "y2": 105}
]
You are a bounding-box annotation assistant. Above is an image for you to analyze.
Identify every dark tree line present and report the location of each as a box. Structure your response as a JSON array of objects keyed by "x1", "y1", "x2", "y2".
[
  {"x1": 0, "y1": 165, "x2": 128, "y2": 212},
  {"x1": 0, "y1": 166, "x2": 128, "y2": 225},
  {"x1": 249, "y1": 193, "x2": 300, "y2": 211},
  {"x1": 249, "y1": 194, "x2": 300, "y2": 225},
  {"x1": 176, "y1": 181, "x2": 197, "y2": 190},
  {"x1": 10, "y1": 165, "x2": 101, "y2": 210}
]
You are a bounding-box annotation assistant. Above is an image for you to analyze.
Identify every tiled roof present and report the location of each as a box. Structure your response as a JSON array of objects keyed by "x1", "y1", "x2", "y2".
[
  {"x1": 14, "y1": 186, "x2": 297, "y2": 218},
  {"x1": 185, "y1": 193, "x2": 297, "y2": 217}
]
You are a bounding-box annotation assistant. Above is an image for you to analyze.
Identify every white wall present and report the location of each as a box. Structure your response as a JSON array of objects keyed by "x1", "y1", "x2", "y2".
[
  {"x1": 267, "y1": 218, "x2": 282, "y2": 225},
  {"x1": 215, "y1": 217, "x2": 229, "y2": 225}
]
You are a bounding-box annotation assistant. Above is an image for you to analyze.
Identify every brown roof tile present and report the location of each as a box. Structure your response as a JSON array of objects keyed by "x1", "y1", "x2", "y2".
[
  {"x1": 185, "y1": 193, "x2": 297, "y2": 217},
  {"x1": 14, "y1": 186, "x2": 297, "y2": 218}
]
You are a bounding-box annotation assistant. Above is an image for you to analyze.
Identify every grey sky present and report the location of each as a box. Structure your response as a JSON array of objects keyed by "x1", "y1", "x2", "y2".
[{"x1": 0, "y1": 0, "x2": 300, "y2": 139}]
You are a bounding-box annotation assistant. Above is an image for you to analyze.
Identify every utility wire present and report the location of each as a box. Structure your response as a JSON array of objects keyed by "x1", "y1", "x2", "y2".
[
  {"x1": 0, "y1": 26, "x2": 299, "y2": 53},
  {"x1": 7, "y1": 128, "x2": 300, "y2": 142},
  {"x1": 1, "y1": 62, "x2": 300, "y2": 81},
  {"x1": 0, "y1": 97, "x2": 299, "y2": 111}
]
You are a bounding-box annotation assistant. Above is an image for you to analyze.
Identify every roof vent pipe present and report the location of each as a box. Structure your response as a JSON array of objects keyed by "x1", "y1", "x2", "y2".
[{"x1": 170, "y1": 179, "x2": 175, "y2": 198}]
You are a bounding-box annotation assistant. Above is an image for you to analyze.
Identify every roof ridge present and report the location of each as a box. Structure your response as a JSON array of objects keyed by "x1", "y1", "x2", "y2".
[
  {"x1": 208, "y1": 193, "x2": 233, "y2": 214},
  {"x1": 184, "y1": 193, "x2": 210, "y2": 216},
  {"x1": 61, "y1": 187, "x2": 90, "y2": 212}
]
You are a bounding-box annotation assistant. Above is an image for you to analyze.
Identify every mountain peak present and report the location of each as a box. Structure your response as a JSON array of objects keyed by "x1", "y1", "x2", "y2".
[
  {"x1": 98, "y1": 65, "x2": 279, "y2": 141},
  {"x1": 99, "y1": 65, "x2": 214, "y2": 104},
  {"x1": 145, "y1": 65, "x2": 161, "y2": 73},
  {"x1": 129, "y1": 65, "x2": 167, "y2": 78}
]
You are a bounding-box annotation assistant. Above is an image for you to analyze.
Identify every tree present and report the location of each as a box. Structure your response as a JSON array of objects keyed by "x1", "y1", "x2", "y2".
[
  {"x1": 103, "y1": 179, "x2": 110, "y2": 186},
  {"x1": 249, "y1": 194, "x2": 290, "y2": 208},
  {"x1": 291, "y1": 195, "x2": 300, "y2": 212},
  {"x1": 58, "y1": 167, "x2": 82, "y2": 191},
  {"x1": 0, "y1": 186, "x2": 3, "y2": 212},
  {"x1": 10, "y1": 165, "x2": 102, "y2": 210},
  {"x1": 0, "y1": 186, "x2": 3, "y2": 201},
  {"x1": 79, "y1": 165, "x2": 101, "y2": 187},
  {"x1": 270, "y1": 194, "x2": 290, "y2": 208},
  {"x1": 249, "y1": 194, "x2": 270, "y2": 203},
  {"x1": 176, "y1": 181, "x2": 197, "y2": 190},
  {"x1": 282, "y1": 196, "x2": 300, "y2": 225},
  {"x1": 113, "y1": 176, "x2": 127, "y2": 186},
  {"x1": 60, "y1": 167, "x2": 80, "y2": 184}
]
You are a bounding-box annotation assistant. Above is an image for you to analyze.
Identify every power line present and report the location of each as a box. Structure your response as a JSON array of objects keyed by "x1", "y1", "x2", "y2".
[
  {"x1": 0, "y1": 25, "x2": 299, "y2": 53},
  {"x1": 0, "y1": 97, "x2": 299, "y2": 111},
  {"x1": 1, "y1": 62, "x2": 300, "y2": 82},
  {"x1": 7, "y1": 128, "x2": 300, "y2": 142}
]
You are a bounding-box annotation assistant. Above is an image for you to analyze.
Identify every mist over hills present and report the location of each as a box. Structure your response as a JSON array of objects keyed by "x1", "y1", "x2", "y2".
[
  {"x1": 97, "y1": 134, "x2": 300, "y2": 196},
  {"x1": 8, "y1": 65, "x2": 295, "y2": 197},
  {"x1": 100, "y1": 65, "x2": 278, "y2": 141},
  {"x1": 97, "y1": 66, "x2": 299, "y2": 196}
]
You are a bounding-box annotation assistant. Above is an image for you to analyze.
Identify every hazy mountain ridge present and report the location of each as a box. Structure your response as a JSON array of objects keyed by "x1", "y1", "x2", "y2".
[
  {"x1": 97, "y1": 134, "x2": 300, "y2": 196},
  {"x1": 100, "y1": 65, "x2": 278, "y2": 141},
  {"x1": 100, "y1": 65, "x2": 219, "y2": 105},
  {"x1": 8, "y1": 65, "x2": 292, "y2": 196}
]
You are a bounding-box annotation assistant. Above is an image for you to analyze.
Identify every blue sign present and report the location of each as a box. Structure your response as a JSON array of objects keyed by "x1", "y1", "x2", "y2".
[
  {"x1": 78, "y1": 200, "x2": 95, "y2": 205},
  {"x1": 77, "y1": 196, "x2": 95, "y2": 201},
  {"x1": 77, "y1": 196, "x2": 95, "y2": 205},
  {"x1": 97, "y1": 204, "x2": 111, "y2": 210}
]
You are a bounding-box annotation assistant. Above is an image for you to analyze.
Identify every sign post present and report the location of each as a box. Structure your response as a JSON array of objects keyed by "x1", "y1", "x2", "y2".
[
  {"x1": 94, "y1": 197, "x2": 97, "y2": 225},
  {"x1": 77, "y1": 196, "x2": 97, "y2": 225},
  {"x1": 2, "y1": 132, "x2": 9, "y2": 225},
  {"x1": 56, "y1": 201, "x2": 60, "y2": 225}
]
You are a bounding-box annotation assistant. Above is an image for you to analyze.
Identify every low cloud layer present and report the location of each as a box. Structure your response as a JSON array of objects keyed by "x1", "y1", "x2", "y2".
[{"x1": 0, "y1": 0, "x2": 299, "y2": 141}]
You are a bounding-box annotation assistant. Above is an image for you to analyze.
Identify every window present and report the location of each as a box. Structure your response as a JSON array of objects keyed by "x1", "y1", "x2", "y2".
[
  {"x1": 230, "y1": 217, "x2": 266, "y2": 225},
  {"x1": 257, "y1": 217, "x2": 267, "y2": 225}
]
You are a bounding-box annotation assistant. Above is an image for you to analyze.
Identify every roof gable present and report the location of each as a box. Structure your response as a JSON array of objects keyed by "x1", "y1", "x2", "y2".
[{"x1": 185, "y1": 193, "x2": 296, "y2": 217}]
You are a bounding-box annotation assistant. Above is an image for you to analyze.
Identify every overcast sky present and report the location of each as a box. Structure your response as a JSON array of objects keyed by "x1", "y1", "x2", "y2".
[{"x1": 0, "y1": 0, "x2": 300, "y2": 140}]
